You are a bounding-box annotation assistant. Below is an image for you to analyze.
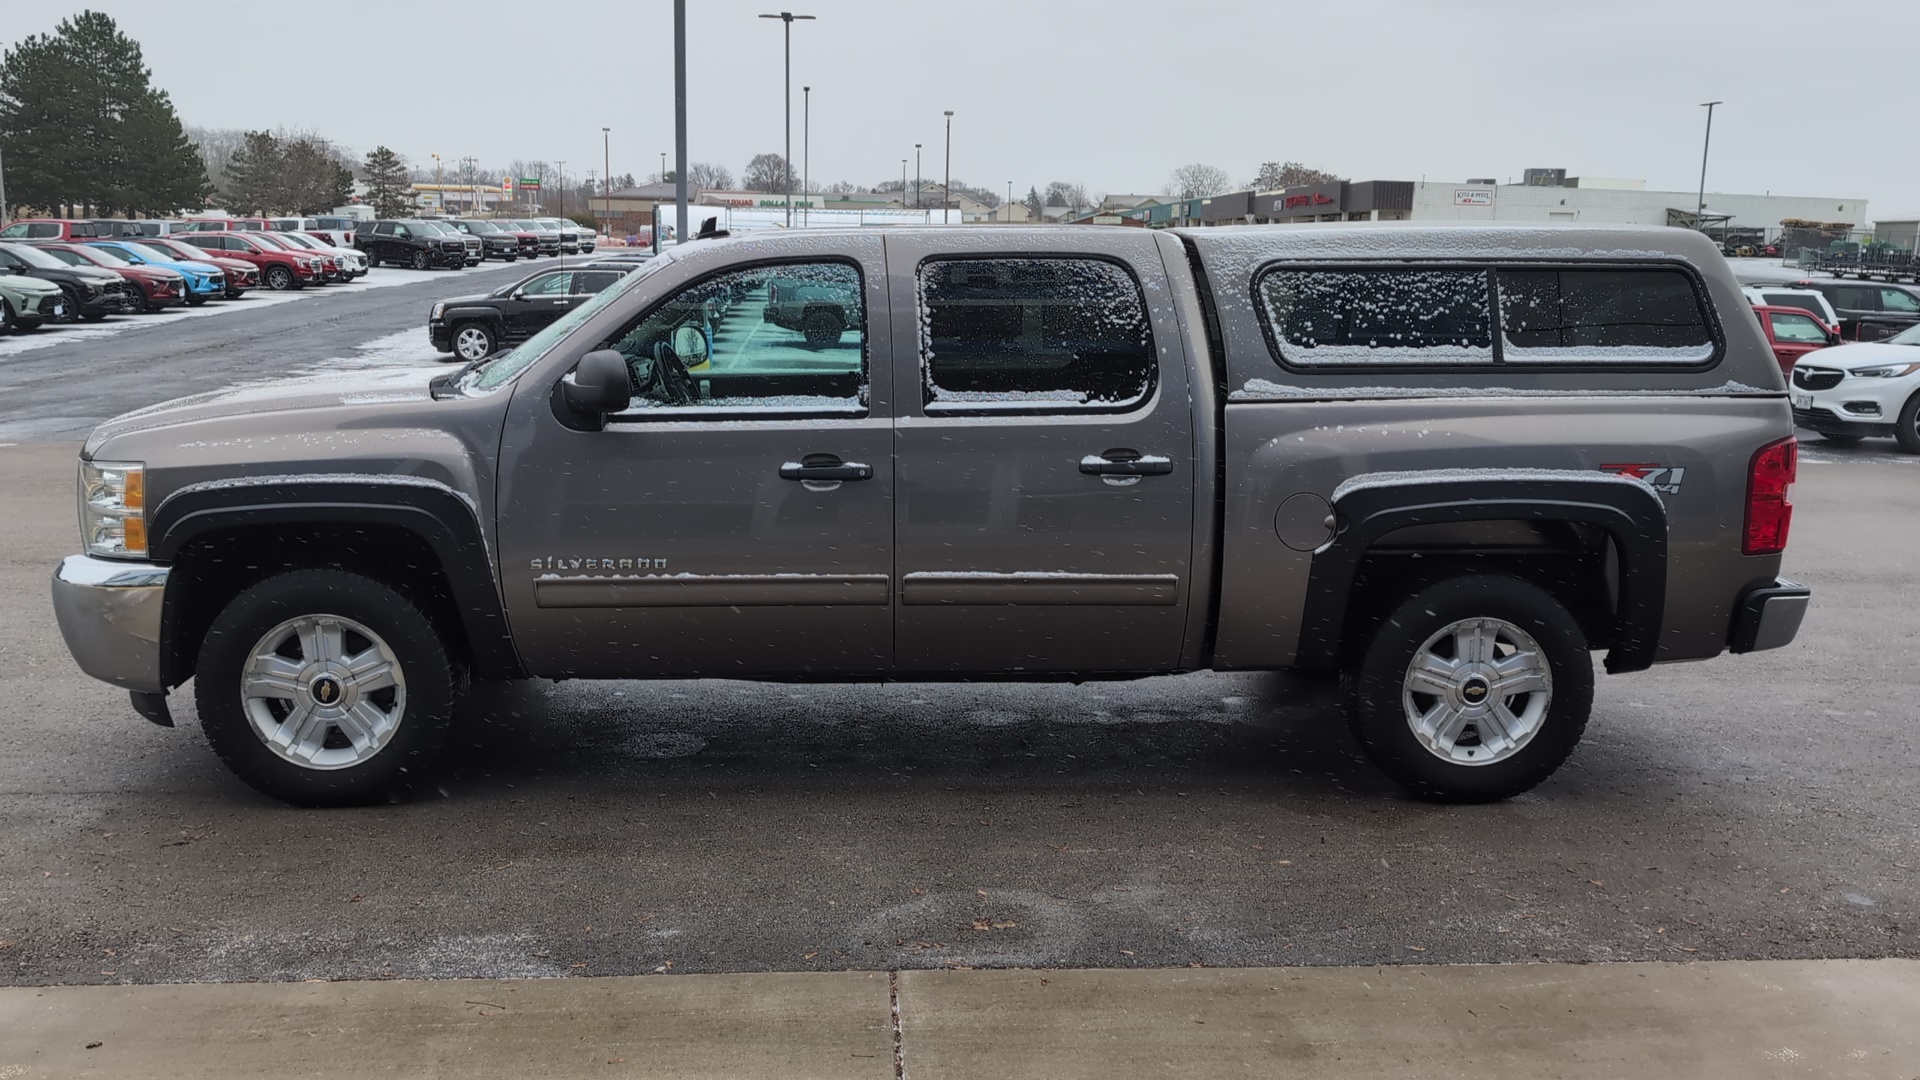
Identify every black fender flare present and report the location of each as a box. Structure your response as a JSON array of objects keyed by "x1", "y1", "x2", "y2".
[
  {"x1": 443, "y1": 305, "x2": 507, "y2": 334},
  {"x1": 1297, "y1": 472, "x2": 1668, "y2": 675},
  {"x1": 148, "y1": 476, "x2": 522, "y2": 679}
]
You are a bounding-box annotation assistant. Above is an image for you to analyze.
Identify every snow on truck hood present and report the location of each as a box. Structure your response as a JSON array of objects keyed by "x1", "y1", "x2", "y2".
[{"x1": 84, "y1": 366, "x2": 444, "y2": 456}]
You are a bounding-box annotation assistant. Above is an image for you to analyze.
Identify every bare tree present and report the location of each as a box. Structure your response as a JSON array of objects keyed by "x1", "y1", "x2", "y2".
[
  {"x1": 1251, "y1": 161, "x2": 1342, "y2": 190},
  {"x1": 741, "y1": 153, "x2": 788, "y2": 193},
  {"x1": 826, "y1": 180, "x2": 858, "y2": 194},
  {"x1": 1044, "y1": 181, "x2": 1091, "y2": 212},
  {"x1": 687, "y1": 161, "x2": 733, "y2": 190},
  {"x1": 1167, "y1": 163, "x2": 1232, "y2": 199}
]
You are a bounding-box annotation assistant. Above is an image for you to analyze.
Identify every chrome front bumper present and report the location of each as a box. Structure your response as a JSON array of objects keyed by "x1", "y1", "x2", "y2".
[{"x1": 51, "y1": 554, "x2": 170, "y2": 692}]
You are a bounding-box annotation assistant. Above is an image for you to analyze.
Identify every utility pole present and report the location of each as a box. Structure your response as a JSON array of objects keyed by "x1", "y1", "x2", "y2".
[
  {"x1": 674, "y1": 0, "x2": 688, "y2": 244},
  {"x1": 1696, "y1": 100, "x2": 1722, "y2": 234},
  {"x1": 901, "y1": 159, "x2": 907, "y2": 209},
  {"x1": 759, "y1": 11, "x2": 815, "y2": 228},
  {"x1": 602, "y1": 127, "x2": 611, "y2": 237},
  {"x1": 943, "y1": 110, "x2": 953, "y2": 225},
  {"x1": 1007, "y1": 180, "x2": 1012, "y2": 223},
  {"x1": 803, "y1": 85, "x2": 810, "y2": 228},
  {"x1": 432, "y1": 153, "x2": 441, "y2": 214},
  {"x1": 555, "y1": 160, "x2": 566, "y2": 216}
]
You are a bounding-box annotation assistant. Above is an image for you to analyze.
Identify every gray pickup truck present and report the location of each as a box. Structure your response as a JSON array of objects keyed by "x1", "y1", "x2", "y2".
[{"x1": 52, "y1": 224, "x2": 1809, "y2": 807}]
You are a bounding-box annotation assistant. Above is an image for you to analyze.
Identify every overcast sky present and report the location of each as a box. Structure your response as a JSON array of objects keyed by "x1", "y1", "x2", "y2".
[{"x1": 9, "y1": 0, "x2": 1918, "y2": 215}]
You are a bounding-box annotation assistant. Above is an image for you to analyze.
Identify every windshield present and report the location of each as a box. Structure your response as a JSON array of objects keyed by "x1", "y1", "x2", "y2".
[
  {"x1": 78, "y1": 245, "x2": 131, "y2": 266},
  {"x1": 1884, "y1": 324, "x2": 1920, "y2": 346},
  {"x1": 0, "y1": 242, "x2": 71, "y2": 269},
  {"x1": 117, "y1": 241, "x2": 179, "y2": 263},
  {"x1": 464, "y1": 252, "x2": 674, "y2": 391},
  {"x1": 276, "y1": 234, "x2": 319, "y2": 249},
  {"x1": 420, "y1": 222, "x2": 457, "y2": 235}
]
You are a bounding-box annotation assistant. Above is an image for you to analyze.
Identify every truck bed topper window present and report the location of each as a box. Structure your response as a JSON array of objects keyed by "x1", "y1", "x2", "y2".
[{"x1": 1254, "y1": 263, "x2": 1720, "y2": 372}]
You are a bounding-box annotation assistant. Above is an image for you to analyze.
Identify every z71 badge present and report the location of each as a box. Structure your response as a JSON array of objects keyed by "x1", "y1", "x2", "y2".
[{"x1": 1600, "y1": 463, "x2": 1686, "y2": 493}]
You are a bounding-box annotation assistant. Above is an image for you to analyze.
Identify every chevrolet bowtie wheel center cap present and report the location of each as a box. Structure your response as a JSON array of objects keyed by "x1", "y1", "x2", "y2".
[
  {"x1": 309, "y1": 675, "x2": 343, "y2": 707},
  {"x1": 1460, "y1": 676, "x2": 1490, "y2": 705}
]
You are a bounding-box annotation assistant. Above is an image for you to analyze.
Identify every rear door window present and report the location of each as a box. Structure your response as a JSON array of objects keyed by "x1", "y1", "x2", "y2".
[
  {"x1": 917, "y1": 256, "x2": 1156, "y2": 412},
  {"x1": 1258, "y1": 268, "x2": 1492, "y2": 366},
  {"x1": 1830, "y1": 285, "x2": 1878, "y2": 310},
  {"x1": 1497, "y1": 268, "x2": 1713, "y2": 363}
]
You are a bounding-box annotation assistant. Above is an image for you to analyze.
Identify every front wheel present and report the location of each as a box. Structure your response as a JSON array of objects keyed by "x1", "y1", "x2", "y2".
[
  {"x1": 1348, "y1": 574, "x2": 1593, "y2": 803},
  {"x1": 1896, "y1": 392, "x2": 1920, "y2": 454},
  {"x1": 0, "y1": 298, "x2": 12, "y2": 334},
  {"x1": 265, "y1": 265, "x2": 295, "y2": 291},
  {"x1": 451, "y1": 321, "x2": 497, "y2": 362},
  {"x1": 1817, "y1": 433, "x2": 1864, "y2": 446},
  {"x1": 185, "y1": 293, "x2": 208, "y2": 307},
  {"x1": 411, "y1": 250, "x2": 431, "y2": 271},
  {"x1": 194, "y1": 569, "x2": 462, "y2": 806}
]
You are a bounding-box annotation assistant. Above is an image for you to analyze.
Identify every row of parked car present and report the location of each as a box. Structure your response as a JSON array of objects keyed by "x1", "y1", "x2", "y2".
[
  {"x1": 1736, "y1": 281, "x2": 1920, "y2": 453},
  {"x1": 0, "y1": 214, "x2": 600, "y2": 269}
]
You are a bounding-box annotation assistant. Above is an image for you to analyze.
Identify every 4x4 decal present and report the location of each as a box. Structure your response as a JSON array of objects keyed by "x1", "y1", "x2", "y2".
[{"x1": 1601, "y1": 463, "x2": 1686, "y2": 494}]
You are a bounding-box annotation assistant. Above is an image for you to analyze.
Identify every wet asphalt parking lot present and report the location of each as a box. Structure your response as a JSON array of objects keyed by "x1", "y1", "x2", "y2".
[{"x1": 0, "y1": 265, "x2": 1913, "y2": 985}]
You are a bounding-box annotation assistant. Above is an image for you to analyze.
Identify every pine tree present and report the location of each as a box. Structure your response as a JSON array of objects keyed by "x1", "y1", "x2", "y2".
[
  {"x1": 0, "y1": 11, "x2": 208, "y2": 216},
  {"x1": 223, "y1": 131, "x2": 284, "y2": 214},
  {"x1": 362, "y1": 146, "x2": 412, "y2": 219},
  {"x1": 1023, "y1": 186, "x2": 1043, "y2": 222},
  {"x1": 281, "y1": 138, "x2": 349, "y2": 214}
]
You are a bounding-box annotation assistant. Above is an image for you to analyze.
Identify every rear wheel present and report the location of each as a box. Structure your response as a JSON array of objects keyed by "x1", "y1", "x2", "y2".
[
  {"x1": 1348, "y1": 574, "x2": 1593, "y2": 803},
  {"x1": 194, "y1": 569, "x2": 462, "y2": 807},
  {"x1": 802, "y1": 307, "x2": 844, "y2": 345},
  {"x1": 1896, "y1": 392, "x2": 1920, "y2": 454},
  {"x1": 365, "y1": 252, "x2": 381, "y2": 268}
]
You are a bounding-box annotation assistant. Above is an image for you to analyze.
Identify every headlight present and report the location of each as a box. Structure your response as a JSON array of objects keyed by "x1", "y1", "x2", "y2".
[
  {"x1": 430, "y1": 302, "x2": 446, "y2": 320},
  {"x1": 1849, "y1": 362, "x2": 1920, "y2": 378},
  {"x1": 78, "y1": 460, "x2": 146, "y2": 558}
]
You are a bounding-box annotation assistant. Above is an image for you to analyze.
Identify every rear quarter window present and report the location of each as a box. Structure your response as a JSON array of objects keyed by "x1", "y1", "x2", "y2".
[{"x1": 1253, "y1": 264, "x2": 1717, "y2": 370}]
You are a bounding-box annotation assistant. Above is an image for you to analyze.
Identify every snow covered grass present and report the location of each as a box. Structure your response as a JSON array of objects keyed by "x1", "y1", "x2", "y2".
[
  {"x1": 0, "y1": 264, "x2": 511, "y2": 361},
  {"x1": 292, "y1": 327, "x2": 451, "y2": 376}
]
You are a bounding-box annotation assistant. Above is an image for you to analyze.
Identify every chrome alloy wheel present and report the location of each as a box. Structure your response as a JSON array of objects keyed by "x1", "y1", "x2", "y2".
[
  {"x1": 239, "y1": 614, "x2": 407, "y2": 770},
  {"x1": 1401, "y1": 617, "x2": 1551, "y2": 766},
  {"x1": 453, "y1": 325, "x2": 492, "y2": 361}
]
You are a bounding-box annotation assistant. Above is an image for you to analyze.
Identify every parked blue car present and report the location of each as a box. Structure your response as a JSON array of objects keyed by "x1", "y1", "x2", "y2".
[{"x1": 84, "y1": 240, "x2": 226, "y2": 306}]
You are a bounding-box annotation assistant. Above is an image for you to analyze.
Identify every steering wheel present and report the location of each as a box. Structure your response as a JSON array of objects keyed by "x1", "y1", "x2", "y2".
[{"x1": 650, "y1": 341, "x2": 698, "y2": 405}]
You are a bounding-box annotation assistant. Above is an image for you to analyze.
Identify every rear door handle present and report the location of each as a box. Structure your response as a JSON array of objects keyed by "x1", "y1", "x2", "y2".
[
  {"x1": 780, "y1": 454, "x2": 873, "y2": 482},
  {"x1": 1080, "y1": 450, "x2": 1174, "y2": 477}
]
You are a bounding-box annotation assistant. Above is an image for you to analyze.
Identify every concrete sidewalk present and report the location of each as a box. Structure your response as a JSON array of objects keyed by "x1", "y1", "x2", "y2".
[{"x1": 2, "y1": 959, "x2": 1915, "y2": 1079}]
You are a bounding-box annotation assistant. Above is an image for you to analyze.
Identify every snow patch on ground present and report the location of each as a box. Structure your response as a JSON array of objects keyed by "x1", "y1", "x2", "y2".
[{"x1": 293, "y1": 327, "x2": 448, "y2": 376}]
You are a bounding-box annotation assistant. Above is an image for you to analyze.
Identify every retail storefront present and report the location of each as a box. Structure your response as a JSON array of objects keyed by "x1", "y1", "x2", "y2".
[{"x1": 1248, "y1": 180, "x2": 1413, "y2": 224}]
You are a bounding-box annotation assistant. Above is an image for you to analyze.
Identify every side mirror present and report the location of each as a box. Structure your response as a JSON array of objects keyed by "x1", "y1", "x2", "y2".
[
  {"x1": 672, "y1": 324, "x2": 710, "y2": 368},
  {"x1": 510, "y1": 288, "x2": 527, "y2": 301},
  {"x1": 562, "y1": 349, "x2": 631, "y2": 424}
]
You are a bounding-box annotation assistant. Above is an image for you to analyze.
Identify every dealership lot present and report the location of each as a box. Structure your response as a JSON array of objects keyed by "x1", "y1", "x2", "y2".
[{"x1": 0, "y1": 267, "x2": 1911, "y2": 987}]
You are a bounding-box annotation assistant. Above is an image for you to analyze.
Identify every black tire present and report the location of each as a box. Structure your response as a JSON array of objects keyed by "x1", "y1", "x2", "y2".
[
  {"x1": 13, "y1": 315, "x2": 42, "y2": 332},
  {"x1": 365, "y1": 252, "x2": 381, "y2": 269},
  {"x1": 1817, "y1": 433, "x2": 1864, "y2": 446},
  {"x1": 185, "y1": 292, "x2": 208, "y2": 307},
  {"x1": 1896, "y1": 392, "x2": 1920, "y2": 455},
  {"x1": 194, "y1": 569, "x2": 463, "y2": 807},
  {"x1": 411, "y1": 250, "x2": 431, "y2": 271},
  {"x1": 57, "y1": 282, "x2": 84, "y2": 323},
  {"x1": 450, "y1": 321, "x2": 497, "y2": 363},
  {"x1": 265, "y1": 265, "x2": 295, "y2": 291},
  {"x1": 802, "y1": 307, "x2": 844, "y2": 345},
  {"x1": 0, "y1": 298, "x2": 11, "y2": 334},
  {"x1": 1348, "y1": 574, "x2": 1593, "y2": 803}
]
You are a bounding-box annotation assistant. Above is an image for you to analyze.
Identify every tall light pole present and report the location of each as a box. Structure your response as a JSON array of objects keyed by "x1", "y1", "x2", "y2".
[
  {"x1": 914, "y1": 144, "x2": 921, "y2": 209},
  {"x1": 556, "y1": 160, "x2": 566, "y2": 216},
  {"x1": 674, "y1": 0, "x2": 687, "y2": 244},
  {"x1": 1007, "y1": 180, "x2": 1012, "y2": 223},
  {"x1": 759, "y1": 11, "x2": 815, "y2": 228},
  {"x1": 1696, "y1": 100, "x2": 1722, "y2": 233},
  {"x1": 661, "y1": 151, "x2": 667, "y2": 183},
  {"x1": 901, "y1": 159, "x2": 907, "y2": 208},
  {"x1": 942, "y1": 110, "x2": 953, "y2": 225},
  {"x1": 602, "y1": 126, "x2": 611, "y2": 236},
  {"x1": 802, "y1": 85, "x2": 810, "y2": 228},
  {"x1": 431, "y1": 153, "x2": 441, "y2": 214}
]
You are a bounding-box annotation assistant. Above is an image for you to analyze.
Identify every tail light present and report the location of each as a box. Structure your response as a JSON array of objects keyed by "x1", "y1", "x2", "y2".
[{"x1": 1743, "y1": 436, "x2": 1797, "y2": 555}]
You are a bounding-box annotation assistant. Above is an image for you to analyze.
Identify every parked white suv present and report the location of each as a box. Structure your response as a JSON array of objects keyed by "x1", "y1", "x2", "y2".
[
  {"x1": 1790, "y1": 324, "x2": 1920, "y2": 451},
  {"x1": 1742, "y1": 285, "x2": 1840, "y2": 330}
]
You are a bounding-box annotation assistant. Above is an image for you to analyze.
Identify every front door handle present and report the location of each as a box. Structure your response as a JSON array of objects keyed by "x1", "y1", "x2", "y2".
[
  {"x1": 780, "y1": 454, "x2": 873, "y2": 482},
  {"x1": 1080, "y1": 450, "x2": 1174, "y2": 477}
]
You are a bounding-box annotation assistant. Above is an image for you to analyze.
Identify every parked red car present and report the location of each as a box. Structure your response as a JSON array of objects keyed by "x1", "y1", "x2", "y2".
[
  {"x1": 176, "y1": 232, "x2": 323, "y2": 290},
  {"x1": 142, "y1": 236, "x2": 261, "y2": 299},
  {"x1": 1752, "y1": 304, "x2": 1841, "y2": 376},
  {"x1": 0, "y1": 218, "x2": 105, "y2": 241},
  {"x1": 242, "y1": 231, "x2": 344, "y2": 282},
  {"x1": 34, "y1": 242, "x2": 187, "y2": 311}
]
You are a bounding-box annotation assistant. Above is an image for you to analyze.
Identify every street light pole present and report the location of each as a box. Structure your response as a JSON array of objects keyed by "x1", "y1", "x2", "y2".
[
  {"x1": 914, "y1": 144, "x2": 921, "y2": 209},
  {"x1": 673, "y1": 0, "x2": 688, "y2": 244},
  {"x1": 602, "y1": 126, "x2": 611, "y2": 237},
  {"x1": 432, "y1": 153, "x2": 441, "y2": 214},
  {"x1": 803, "y1": 85, "x2": 810, "y2": 228},
  {"x1": 759, "y1": 11, "x2": 816, "y2": 229},
  {"x1": 1007, "y1": 180, "x2": 1012, "y2": 223},
  {"x1": 556, "y1": 160, "x2": 566, "y2": 216},
  {"x1": 901, "y1": 159, "x2": 907, "y2": 209},
  {"x1": 1696, "y1": 100, "x2": 1722, "y2": 233},
  {"x1": 943, "y1": 110, "x2": 953, "y2": 225}
]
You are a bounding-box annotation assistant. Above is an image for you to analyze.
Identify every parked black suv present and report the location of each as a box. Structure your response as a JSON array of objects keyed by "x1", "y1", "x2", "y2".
[
  {"x1": 0, "y1": 241, "x2": 138, "y2": 320},
  {"x1": 446, "y1": 219, "x2": 524, "y2": 262},
  {"x1": 1786, "y1": 278, "x2": 1920, "y2": 342},
  {"x1": 354, "y1": 220, "x2": 471, "y2": 270},
  {"x1": 428, "y1": 265, "x2": 635, "y2": 361}
]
